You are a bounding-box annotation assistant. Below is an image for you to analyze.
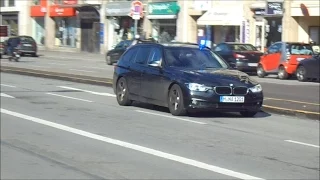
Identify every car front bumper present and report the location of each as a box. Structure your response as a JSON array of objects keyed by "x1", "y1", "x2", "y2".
[{"x1": 184, "y1": 90, "x2": 263, "y2": 112}]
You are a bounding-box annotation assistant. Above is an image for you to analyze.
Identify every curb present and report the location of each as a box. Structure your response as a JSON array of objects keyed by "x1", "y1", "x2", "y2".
[
  {"x1": 1, "y1": 66, "x2": 113, "y2": 87},
  {"x1": 1, "y1": 66, "x2": 319, "y2": 120}
]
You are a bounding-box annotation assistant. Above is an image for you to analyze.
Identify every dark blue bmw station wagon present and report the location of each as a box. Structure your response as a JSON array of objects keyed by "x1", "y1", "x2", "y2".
[{"x1": 113, "y1": 41, "x2": 264, "y2": 117}]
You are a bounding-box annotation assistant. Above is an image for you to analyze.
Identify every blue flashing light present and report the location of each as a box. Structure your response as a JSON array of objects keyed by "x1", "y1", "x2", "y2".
[{"x1": 199, "y1": 39, "x2": 206, "y2": 50}]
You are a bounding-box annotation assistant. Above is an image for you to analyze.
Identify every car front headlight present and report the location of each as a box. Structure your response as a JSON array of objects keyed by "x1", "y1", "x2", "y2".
[
  {"x1": 249, "y1": 84, "x2": 262, "y2": 93},
  {"x1": 186, "y1": 83, "x2": 211, "y2": 92}
]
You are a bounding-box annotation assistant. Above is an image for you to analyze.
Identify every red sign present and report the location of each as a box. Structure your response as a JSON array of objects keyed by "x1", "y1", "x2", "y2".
[
  {"x1": 63, "y1": 0, "x2": 78, "y2": 5},
  {"x1": 50, "y1": 5, "x2": 76, "y2": 17},
  {"x1": 0, "y1": 26, "x2": 9, "y2": 37},
  {"x1": 130, "y1": 0, "x2": 144, "y2": 18},
  {"x1": 30, "y1": 6, "x2": 46, "y2": 17}
]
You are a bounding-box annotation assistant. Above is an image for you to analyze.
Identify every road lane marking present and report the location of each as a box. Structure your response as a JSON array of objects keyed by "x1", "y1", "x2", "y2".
[
  {"x1": 58, "y1": 86, "x2": 116, "y2": 97},
  {"x1": 264, "y1": 98, "x2": 320, "y2": 106},
  {"x1": 48, "y1": 63, "x2": 67, "y2": 66},
  {"x1": 0, "y1": 108, "x2": 264, "y2": 180},
  {"x1": 69, "y1": 69, "x2": 95, "y2": 73},
  {"x1": 46, "y1": 93, "x2": 93, "y2": 103},
  {"x1": 285, "y1": 140, "x2": 319, "y2": 148},
  {"x1": 135, "y1": 110, "x2": 207, "y2": 125},
  {"x1": 262, "y1": 105, "x2": 320, "y2": 115},
  {"x1": 0, "y1": 93, "x2": 15, "y2": 98},
  {"x1": 0, "y1": 84, "x2": 16, "y2": 88}
]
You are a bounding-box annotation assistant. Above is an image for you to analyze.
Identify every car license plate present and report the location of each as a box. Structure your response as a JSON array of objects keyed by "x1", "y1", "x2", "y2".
[
  {"x1": 24, "y1": 44, "x2": 32, "y2": 47},
  {"x1": 220, "y1": 96, "x2": 245, "y2": 103},
  {"x1": 16, "y1": 54, "x2": 20, "y2": 57},
  {"x1": 248, "y1": 63, "x2": 258, "y2": 67}
]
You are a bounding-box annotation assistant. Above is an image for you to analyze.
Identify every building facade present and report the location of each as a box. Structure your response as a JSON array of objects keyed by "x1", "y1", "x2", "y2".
[{"x1": 0, "y1": 0, "x2": 32, "y2": 40}]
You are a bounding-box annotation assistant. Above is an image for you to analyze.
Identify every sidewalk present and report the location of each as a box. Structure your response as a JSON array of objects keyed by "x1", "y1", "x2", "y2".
[{"x1": 38, "y1": 50, "x2": 105, "y2": 61}]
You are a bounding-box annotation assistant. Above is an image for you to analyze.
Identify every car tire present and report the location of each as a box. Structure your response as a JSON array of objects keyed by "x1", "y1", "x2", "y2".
[
  {"x1": 168, "y1": 84, "x2": 187, "y2": 116},
  {"x1": 240, "y1": 111, "x2": 258, "y2": 117},
  {"x1": 296, "y1": 65, "x2": 307, "y2": 82},
  {"x1": 116, "y1": 77, "x2": 132, "y2": 106},
  {"x1": 106, "y1": 56, "x2": 112, "y2": 65},
  {"x1": 32, "y1": 53, "x2": 37, "y2": 57},
  {"x1": 257, "y1": 65, "x2": 266, "y2": 78},
  {"x1": 278, "y1": 66, "x2": 289, "y2": 80}
]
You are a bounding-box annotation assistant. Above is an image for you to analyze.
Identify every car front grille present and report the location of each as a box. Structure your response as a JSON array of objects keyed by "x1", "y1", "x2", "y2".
[
  {"x1": 214, "y1": 86, "x2": 248, "y2": 95},
  {"x1": 233, "y1": 87, "x2": 248, "y2": 95},
  {"x1": 214, "y1": 86, "x2": 232, "y2": 95}
]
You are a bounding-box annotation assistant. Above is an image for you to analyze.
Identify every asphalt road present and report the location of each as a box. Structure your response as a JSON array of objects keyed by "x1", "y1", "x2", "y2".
[
  {"x1": 1, "y1": 51, "x2": 319, "y2": 115},
  {"x1": 1, "y1": 73, "x2": 319, "y2": 179}
]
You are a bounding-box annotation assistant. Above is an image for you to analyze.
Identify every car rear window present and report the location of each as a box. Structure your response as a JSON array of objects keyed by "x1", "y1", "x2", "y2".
[
  {"x1": 164, "y1": 47, "x2": 229, "y2": 69},
  {"x1": 20, "y1": 36, "x2": 35, "y2": 43},
  {"x1": 229, "y1": 44, "x2": 257, "y2": 51},
  {"x1": 287, "y1": 44, "x2": 314, "y2": 55}
]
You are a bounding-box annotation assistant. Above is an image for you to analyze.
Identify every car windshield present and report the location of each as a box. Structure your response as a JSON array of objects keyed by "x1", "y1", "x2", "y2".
[
  {"x1": 287, "y1": 44, "x2": 314, "y2": 55},
  {"x1": 229, "y1": 44, "x2": 257, "y2": 51},
  {"x1": 164, "y1": 47, "x2": 229, "y2": 69},
  {"x1": 20, "y1": 36, "x2": 34, "y2": 43}
]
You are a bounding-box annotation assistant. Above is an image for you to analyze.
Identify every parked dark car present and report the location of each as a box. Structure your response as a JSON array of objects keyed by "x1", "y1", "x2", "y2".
[
  {"x1": 106, "y1": 40, "x2": 133, "y2": 65},
  {"x1": 296, "y1": 53, "x2": 320, "y2": 82},
  {"x1": 106, "y1": 39, "x2": 158, "y2": 65},
  {"x1": 4, "y1": 36, "x2": 37, "y2": 57},
  {"x1": 213, "y1": 42, "x2": 263, "y2": 72},
  {"x1": 113, "y1": 42, "x2": 264, "y2": 117}
]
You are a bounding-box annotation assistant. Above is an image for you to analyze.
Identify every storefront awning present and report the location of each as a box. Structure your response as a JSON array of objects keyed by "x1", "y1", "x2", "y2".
[
  {"x1": 105, "y1": 1, "x2": 132, "y2": 16},
  {"x1": 197, "y1": 8, "x2": 244, "y2": 26},
  {"x1": 147, "y1": 15, "x2": 177, "y2": 19}
]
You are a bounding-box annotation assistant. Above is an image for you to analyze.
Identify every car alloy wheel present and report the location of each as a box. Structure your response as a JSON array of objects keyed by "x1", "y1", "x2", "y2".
[
  {"x1": 168, "y1": 84, "x2": 186, "y2": 116},
  {"x1": 296, "y1": 66, "x2": 307, "y2": 82},
  {"x1": 278, "y1": 66, "x2": 289, "y2": 80},
  {"x1": 240, "y1": 111, "x2": 258, "y2": 117},
  {"x1": 116, "y1": 77, "x2": 132, "y2": 106},
  {"x1": 257, "y1": 65, "x2": 266, "y2": 78}
]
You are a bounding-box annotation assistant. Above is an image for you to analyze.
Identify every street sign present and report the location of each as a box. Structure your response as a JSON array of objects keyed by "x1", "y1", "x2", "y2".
[{"x1": 130, "y1": 0, "x2": 144, "y2": 20}]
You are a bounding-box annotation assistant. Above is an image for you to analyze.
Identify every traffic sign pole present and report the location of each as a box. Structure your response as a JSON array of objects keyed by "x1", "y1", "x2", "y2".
[{"x1": 130, "y1": 1, "x2": 143, "y2": 38}]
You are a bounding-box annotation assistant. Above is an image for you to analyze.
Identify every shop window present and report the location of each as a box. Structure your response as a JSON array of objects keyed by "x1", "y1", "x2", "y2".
[
  {"x1": 54, "y1": 17, "x2": 77, "y2": 48},
  {"x1": 34, "y1": 17, "x2": 45, "y2": 45},
  {"x1": 8, "y1": 0, "x2": 15, "y2": 7}
]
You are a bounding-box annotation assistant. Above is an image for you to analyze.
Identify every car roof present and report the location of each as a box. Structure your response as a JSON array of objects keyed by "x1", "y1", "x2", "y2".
[
  {"x1": 223, "y1": 42, "x2": 254, "y2": 45},
  {"x1": 132, "y1": 40, "x2": 210, "y2": 50}
]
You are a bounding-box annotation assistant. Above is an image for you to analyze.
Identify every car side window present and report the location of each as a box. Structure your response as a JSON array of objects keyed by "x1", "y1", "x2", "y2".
[
  {"x1": 221, "y1": 44, "x2": 230, "y2": 52},
  {"x1": 268, "y1": 43, "x2": 281, "y2": 54},
  {"x1": 121, "y1": 48, "x2": 138, "y2": 63},
  {"x1": 147, "y1": 47, "x2": 162, "y2": 65},
  {"x1": 134, "y1": 46, "x2": 152, "y2": 65}
]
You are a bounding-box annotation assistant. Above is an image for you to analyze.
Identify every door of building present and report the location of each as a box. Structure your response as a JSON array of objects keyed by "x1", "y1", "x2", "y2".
[
  {"x1": 80, "y1": 21, "x2": 100, "y2": 53},
  {"x1": 254, "y1": 21, "x2": 265, "y2": 52}
]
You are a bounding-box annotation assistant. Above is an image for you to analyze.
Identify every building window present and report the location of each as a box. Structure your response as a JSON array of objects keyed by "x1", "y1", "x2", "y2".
[
  {"x1": 8, "y1": 0, "x2": 15, "y2": 6},
  {"x1": 33, "y1": 17, "x2": 45, "y2": 45},
  {"x1": 0, "y1": 0, "x2": 5, "y2": 7},
  {"x1": 54, "y1": 17, "x2": 77, "y2": 48}
]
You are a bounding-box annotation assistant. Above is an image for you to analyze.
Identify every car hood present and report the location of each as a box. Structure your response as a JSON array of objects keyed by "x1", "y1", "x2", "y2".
[{"x1": 173, "y1": 68, "x2": 259, "y2": 86}]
